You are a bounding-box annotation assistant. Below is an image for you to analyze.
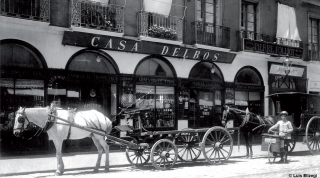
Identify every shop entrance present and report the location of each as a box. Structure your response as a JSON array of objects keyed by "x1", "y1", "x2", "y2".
[{"x1": 186, "y1": 61, "x2": 224, "y2": 128}]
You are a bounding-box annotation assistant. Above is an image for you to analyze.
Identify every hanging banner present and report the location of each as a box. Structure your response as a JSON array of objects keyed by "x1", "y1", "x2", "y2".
[{"x1": 144, "y1": 0, "x2": 172, "y2": 17}]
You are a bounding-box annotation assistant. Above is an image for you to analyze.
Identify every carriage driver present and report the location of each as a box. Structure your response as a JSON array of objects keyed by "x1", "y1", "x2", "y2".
[{"x1": 268, "y1": 111, "x2": 293, "y2": 163}]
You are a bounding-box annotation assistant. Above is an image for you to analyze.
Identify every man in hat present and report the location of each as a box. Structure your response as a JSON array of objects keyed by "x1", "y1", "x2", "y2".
[{"x1": 268, "y1": 111, "x2": 293, "y2": 163}]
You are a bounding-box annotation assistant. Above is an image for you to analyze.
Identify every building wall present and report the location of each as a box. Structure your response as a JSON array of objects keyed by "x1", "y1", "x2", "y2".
[{"x1": 1, "y1": 1, "x2": 320, "y2": 154}]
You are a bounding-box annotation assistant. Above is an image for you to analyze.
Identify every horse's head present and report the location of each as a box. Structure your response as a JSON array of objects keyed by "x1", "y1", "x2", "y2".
[
  {"x1": 222, "y1": 105, "x2": 244, "y2": 127},
  {"x1": 13, "y1": 107, "x2": 29, "y2": 137}
]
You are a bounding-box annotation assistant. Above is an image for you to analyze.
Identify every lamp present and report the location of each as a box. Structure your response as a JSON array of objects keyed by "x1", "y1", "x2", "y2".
[
  {"x1": 211, "y1": 63, "x2": 215, "y2": 74},
  {"x1": 96, "y1": 55, "x2": 101, "y2": 63},
  {"x1": 283, "y1": 55, "x2": 292, "y2": 75}
]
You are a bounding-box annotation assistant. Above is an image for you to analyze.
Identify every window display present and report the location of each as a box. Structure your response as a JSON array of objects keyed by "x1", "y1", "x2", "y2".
[{"x1": 135, "y1": 85, "x2": 175, "y2": 129}]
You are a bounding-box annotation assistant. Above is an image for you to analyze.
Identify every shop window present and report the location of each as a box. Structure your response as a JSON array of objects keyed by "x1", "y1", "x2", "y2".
[
  {"x1": 135, "y1": 85, "x2": 175, "y2": 129},
  {"x1": 0, "y1": 41, "x2": 47, "y2": 153},
  {"x1": 235, "y1": 91, "x2": 261, "y2": 114}
]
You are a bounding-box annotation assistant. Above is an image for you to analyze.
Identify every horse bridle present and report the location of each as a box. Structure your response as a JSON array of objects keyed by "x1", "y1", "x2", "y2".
[
  {"x1": 14, "y1": 109, "x2": 31, "y2": 134},
  {"x1": 14, "y1": 109, "x2": 45, "y2": 140}
]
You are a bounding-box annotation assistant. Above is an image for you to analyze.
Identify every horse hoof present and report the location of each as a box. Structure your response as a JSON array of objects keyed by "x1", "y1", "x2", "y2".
[
  {"x1": 105, "y1": 168, "x2": 109, "y2": 172},
  {"x1": 55, "y1": 171, "x2": 62, "y2": 176},
  {"x1": 93, "y1": 169, "x2": 99, "y2": 173}
]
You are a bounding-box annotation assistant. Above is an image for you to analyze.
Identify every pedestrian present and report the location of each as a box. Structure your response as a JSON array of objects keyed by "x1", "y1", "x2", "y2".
[{"x1": 268, "y1": 111, "x2": 293, "y2": 163}]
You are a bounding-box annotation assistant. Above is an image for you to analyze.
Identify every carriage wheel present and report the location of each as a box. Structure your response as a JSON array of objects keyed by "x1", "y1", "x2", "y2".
[
  {"x1": 201, "y1": 126, "x2": 233, "y2": 164},
  {"x1": 287, "y1": 138, "x2": 296, "y2": 153},
  {"x1": 126, "y1": 139, "x2": 150, "y2": 167},
  {"x1": 150, "y1": 139, "x2": 178, "y2": 170},
  {"x1": 173, "y1": 132, "x2": 201, "y2": 162},
  {"x1": 267, "y1": 143, "x2": 277, "y2": 163},
  {"x1": 305, "y1": 116, "x2": 320, "y2": 155}
]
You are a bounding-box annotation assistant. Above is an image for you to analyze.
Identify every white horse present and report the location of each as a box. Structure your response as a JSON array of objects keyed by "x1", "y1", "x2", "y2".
[{"x1": 13, "y1": 106, "x2": 112, "y2": 176}]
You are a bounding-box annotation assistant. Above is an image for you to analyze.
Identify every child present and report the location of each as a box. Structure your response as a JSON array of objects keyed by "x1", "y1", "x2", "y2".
[{"x1": 268, "y1": 111, "x2": 293, "y2": 163}]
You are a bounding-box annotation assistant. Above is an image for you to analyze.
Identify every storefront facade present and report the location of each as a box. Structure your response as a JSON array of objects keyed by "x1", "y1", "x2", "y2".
[{"x1": 2, "y1": 0, "x2": 319, "y2": 155}]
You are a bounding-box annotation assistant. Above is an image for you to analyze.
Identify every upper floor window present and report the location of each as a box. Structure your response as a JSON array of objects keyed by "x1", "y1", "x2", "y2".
[
  {"x1": 196, "y1": 0, "x2": 215, "y2": 25},
  {"x1": 238, "y1": 1, "x2": 266, "y2": 41},
  {"x1": 308, "y1": 16, "x2": 320, "y2": 61},
  {"x1": 241, "y1": 1, "x2": 256, "y2": 32}
]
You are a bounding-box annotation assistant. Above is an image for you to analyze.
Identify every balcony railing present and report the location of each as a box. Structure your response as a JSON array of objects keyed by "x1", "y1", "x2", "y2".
[
  {"x1": 0, "y1": 0, "x2": 50, "y2": 22},
  {"x1": 192, "y1": 21, "x2": 230, "y2": 48},
  {"x1": 137, "y1": 11, "x2": 183, "y2": 42},
  {"x1": 307, "y1": 43, "x2": 320, "y2": 61},
  {"x1": 238, "y1": 30, "x2": 271, "y2": 42},
  {"x1": 71, "y1": 0, "x2": 124, "y2": 33}
]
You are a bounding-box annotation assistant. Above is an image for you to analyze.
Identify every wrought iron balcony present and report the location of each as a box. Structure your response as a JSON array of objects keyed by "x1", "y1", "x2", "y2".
[
  {"x1": 307, "y1": 43, "x2": 320, "y2": 61},
  {"x1": 192, "y1": 21, "x2": 230, "y2": 48},
  {"x1": 238, "y1": 30, "x2": 271, "y2": 42},
  {"x1": 71, "y1": 0, "x2": 124, "y2": 33},
  {"x1": 0, "y1": 0, "x2": 50, "y2": 22},
  {"x1": 137, "y1": 11, "x2": 183, "y2": 42}
]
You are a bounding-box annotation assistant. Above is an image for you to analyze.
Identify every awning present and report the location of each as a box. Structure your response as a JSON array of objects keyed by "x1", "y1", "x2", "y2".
[
  {"x1": 265, "y1": 92, "x2": 319, "y2": 98},
  {"x1": 143, "y1": 0, "x2": 187, "y2": 18},
  {"x1": 276, "y1": 3, "x2": 301, "y2": 41}
]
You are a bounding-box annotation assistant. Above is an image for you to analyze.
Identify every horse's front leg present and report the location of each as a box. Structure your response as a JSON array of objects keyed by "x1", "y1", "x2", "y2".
[
  {"x1": 53, "y1": 139, "x2": 64, "y2": 176},
  {"x1": 248, "y1": 132, "x2": 253, "y2": 159},
  {"x1": 92, "y1": 136, "x2": 103, "y2": 172},
  {"x1": 243, "y1": 134, "x2": 250, "y2": 158},
  {"x1": 249, "y1": 145, "x2": 253, "y2": 159}
]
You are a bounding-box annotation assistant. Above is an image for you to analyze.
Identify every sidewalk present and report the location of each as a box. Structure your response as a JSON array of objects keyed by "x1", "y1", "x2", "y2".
[{"x1": 0, "y1": 142, "x2": 310, "y2": 176}]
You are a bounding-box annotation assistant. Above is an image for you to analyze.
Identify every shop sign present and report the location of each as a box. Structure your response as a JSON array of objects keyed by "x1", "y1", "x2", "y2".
[
  {"x1": 190, "y1": 81, "x2": 222, "y2": 89},
  {"x1": 1, "y1": 68, "x2": 44, "y2": 78},
  {"x1": 62, "y1": 31, "x2": 236, "y2": 63},
  {"x1": 137, "y1": 77, "x2": 175, "y2": 84},
  {"x1": 309, "y1": 81, "x2": 320, "y2": 92},
  {"x1": 269, "y1": 64, "x2": 304, "y2": 77},
  {"x1": 235, "y1": 84, "x2": 264, "y2": 91},
  {"x1": 243, "y1": 39, "x2": 303, "y2": 58},
  {"x1": 67, "y1": 72, "x2": 118, "y2": 83}
]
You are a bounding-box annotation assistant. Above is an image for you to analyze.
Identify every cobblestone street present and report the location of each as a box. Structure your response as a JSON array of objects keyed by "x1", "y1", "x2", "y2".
[{"x1": 1, "y1": 143, "x2": 319, "y2": 178}]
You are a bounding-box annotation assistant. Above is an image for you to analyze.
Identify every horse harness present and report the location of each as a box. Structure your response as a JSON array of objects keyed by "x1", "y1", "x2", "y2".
[{"x1": 16, "y1": 107, "x2": 76, "y2": 140}]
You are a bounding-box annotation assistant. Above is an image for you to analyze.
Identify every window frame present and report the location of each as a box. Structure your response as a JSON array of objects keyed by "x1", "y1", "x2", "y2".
[
  {"x1": 241, "y1": 1, "x2": 257, "y2": 32},
  {"x1": 308, "y1": 13, "x2": 320, "y2": 56}
]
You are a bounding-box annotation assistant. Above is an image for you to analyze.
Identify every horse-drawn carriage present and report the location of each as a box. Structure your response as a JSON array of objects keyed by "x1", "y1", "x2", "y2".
[
  {"x1": 266, "y1": 92, "x2": 320, "y2": 155},
  {"x1": 222, "y1": 92, "x2": 320, "y2": 159},
  {"x1": 13, "y1": 105, "x2": 236, "y2": 175}
]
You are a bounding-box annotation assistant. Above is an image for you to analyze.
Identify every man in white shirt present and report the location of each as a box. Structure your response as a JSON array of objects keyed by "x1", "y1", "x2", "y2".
[{"x1": 268, "y1": 111, "x2": 293, "y2": 163}]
